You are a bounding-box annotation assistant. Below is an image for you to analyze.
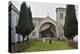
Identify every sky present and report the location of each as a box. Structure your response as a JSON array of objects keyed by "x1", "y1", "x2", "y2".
[{"x1": 12, "y1": 1, "x2": 77, "y2": 21}]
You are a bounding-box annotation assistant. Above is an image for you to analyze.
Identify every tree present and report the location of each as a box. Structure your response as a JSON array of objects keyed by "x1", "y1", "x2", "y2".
[
  {"x1": 26, "y1": 6, "x2": 34, "y2": 41},
  {"x1": 64, "y1": 5, "x2": 78, "y2": 39},
  {"x1": 16, "y1": 2, "x2": 34, "y2": 42}
]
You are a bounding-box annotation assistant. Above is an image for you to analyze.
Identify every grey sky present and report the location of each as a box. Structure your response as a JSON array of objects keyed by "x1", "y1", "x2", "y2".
[{"x1": 12, "y1": 1, "x2": 77, "y2": 21}]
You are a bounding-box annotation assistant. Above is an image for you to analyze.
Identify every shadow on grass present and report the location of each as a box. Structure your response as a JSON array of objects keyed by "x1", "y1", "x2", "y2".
[{"x1": 11, "y1": 41, "x2": 31, "y2": 53}]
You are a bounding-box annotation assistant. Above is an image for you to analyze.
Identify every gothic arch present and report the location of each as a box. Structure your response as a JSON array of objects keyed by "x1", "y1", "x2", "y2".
[
  {"x1": 39, "y1": 22, "x2": 57, "y2": 38},
  {"x1": 38, "y1": 17, "x2": 59, "y2": 38}
]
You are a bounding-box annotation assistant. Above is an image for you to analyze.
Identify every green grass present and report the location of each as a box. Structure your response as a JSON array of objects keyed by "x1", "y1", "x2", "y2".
[{"x1": 24, "y1": 40, "x2": 73, "y2": 52}]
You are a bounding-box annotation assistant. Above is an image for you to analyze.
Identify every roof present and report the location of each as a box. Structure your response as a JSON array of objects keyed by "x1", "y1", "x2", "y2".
[
  {"x1": 33, "y1": 17, "x2": 45, "y2": 19},
  {"x1": 56, "y1": 7, "x2": 66, "y2": 12},
  {"x1": 9, "y1": 1, "x2": 19, "y2": 14}
]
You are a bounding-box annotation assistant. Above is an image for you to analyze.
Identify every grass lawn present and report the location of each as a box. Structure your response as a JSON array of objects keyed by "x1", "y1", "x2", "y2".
[{"x1": 24, "y1": 40, "x2": 73, "y2": 52}]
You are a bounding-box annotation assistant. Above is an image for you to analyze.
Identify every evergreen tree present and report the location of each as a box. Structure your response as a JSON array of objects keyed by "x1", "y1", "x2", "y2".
[
  {"x1": 64, "y1": 5, "x2": 78, "y2": 39},
  {"x1": 16, "y1": 2, "x2": 34, "y2": 42},
  {"x1": 26, "y1": 6, "x2": 34, "y2": 41}
]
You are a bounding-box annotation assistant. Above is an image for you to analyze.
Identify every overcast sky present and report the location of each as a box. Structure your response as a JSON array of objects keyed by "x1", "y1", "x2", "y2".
[{"x1": 12, "y1": 1, "x2": 77, "y2": 21}]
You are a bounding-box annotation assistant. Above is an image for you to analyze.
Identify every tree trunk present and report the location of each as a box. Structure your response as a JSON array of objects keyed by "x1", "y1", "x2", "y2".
[
  {"x1": 27, "y1": 35, "x2": 29, "y2": 41},
  {"x1": 23, "y1": 36, "x2": 25, "y2": 44},
  {"x1": 22, "y1": 36, "x2": 25, "y2": 50},
  {"x1": 18, "y1": 34, "x2": 20, "y2": 42},
  {"x1": 68, "y1": 38, "x2": 73, "y2": 47},
  {"x1": 27, "y1": 35, "x2": 30, "y2": 44}
]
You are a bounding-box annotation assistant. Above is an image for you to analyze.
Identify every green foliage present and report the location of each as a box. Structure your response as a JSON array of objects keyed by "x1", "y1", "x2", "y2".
[
  {"x1": 64, "y1": 5, "x2": 78, "y2": 39},
  {"x1": 16, "y1": 2, "x2": 34, "y2": 39},
  {"x1": 24, "y1": 40, "x2": 72, "y2": 52}
]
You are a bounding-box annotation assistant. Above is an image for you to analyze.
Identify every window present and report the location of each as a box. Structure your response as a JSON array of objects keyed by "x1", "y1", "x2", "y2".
[{"x1": 60, "y1": 13, "x2": 63, "y2": 19}]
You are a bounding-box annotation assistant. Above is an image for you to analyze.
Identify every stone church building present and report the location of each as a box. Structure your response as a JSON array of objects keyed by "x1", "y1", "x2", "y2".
[{"x1": 9, "y1": 2, "x2": 66, "y2": 43}]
